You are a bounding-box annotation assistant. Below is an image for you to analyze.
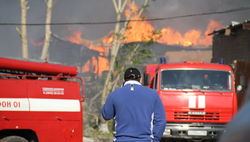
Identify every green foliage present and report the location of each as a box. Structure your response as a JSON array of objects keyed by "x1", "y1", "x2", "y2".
[
  {"x1": 125, "y1": 42, "x2": 152, "y2": 63},
  {"x1": 130, "y1": 45, "x2": 152, "y2": 65},
  {"x1": 112, "y1": 42, "x2": 153, "y2": 85},
  {"x1": 114, "y1": 32, "x2": 123, "y2": 38}
]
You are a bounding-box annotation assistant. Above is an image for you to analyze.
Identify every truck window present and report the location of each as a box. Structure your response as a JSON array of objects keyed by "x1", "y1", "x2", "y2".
[{"x1": 161, "y1": 69, "x2": 231, "y2": 91}]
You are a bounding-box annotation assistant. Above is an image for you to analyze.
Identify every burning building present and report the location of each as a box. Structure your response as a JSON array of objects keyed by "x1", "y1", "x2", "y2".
[
  {"x1": 31, "y1": 3, "x2": 223, "y2": 79},
  {"x1": 31, "y1": 34, "x2": 100, "y2": 72},
  {"x1": 63, "y1": 3, "x2": 223, "y2": 77}
]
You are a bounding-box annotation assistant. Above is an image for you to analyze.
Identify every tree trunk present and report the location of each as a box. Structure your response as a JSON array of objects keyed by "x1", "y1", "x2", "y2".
[
  {"x1": 101, "y1": 14, "x2": 122, "y2": 106},
  {"x1": 99, "y1": 0, "x2": 150, "y2": 133},
  {"x1": 20, "y1": 0, "x2": 29, "y2": 59},
  {"x1": 40, "y1": 0, "x2": 53, "y2": 60}
]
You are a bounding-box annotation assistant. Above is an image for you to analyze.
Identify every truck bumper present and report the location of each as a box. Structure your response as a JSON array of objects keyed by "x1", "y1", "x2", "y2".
[{"x1": 163, "y1": 122, "x2": 226, "y2": 140}]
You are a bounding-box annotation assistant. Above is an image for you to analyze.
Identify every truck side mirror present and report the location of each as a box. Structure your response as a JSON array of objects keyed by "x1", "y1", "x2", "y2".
[
  {"x1": 237, "y1": 85, "x2": 243, "y2": 92},
  {"x1": 143, "y1": 73, "x2": 150, "y2": 86}
]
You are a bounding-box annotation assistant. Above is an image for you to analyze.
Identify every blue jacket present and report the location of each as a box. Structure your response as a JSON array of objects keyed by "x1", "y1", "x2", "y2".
[{"x1": 102, "y1": 80, "x2": 166, "y2": 142}]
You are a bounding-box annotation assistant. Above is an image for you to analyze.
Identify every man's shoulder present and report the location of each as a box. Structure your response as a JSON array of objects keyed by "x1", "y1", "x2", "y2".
[
  {"x1": 111, "y1": 84, "x2": 158, "y2": 96},
  {"x1": 109, "y1": 86, "x2": 129, "y2": 95},
  {"x1": 110, "y1": 87, "x2": 124, "y2": 94},
  {"x1": 137, "y1": 85, "x2": 158, "y2": 95},
  {"x1": 137, "y1": 85, "x2": 155, "y2": 90}
]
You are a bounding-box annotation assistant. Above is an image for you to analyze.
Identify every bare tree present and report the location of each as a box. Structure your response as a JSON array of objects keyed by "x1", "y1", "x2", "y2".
[
  {"x1": 40, "y1": 0, "x2": 53, "y2": 60},
  {"x1": 101, "y1": 0, "x2": 149, "y2": 106},
  {"x1": 17, "y1": 0, "x2": 29, "y2": 59}
]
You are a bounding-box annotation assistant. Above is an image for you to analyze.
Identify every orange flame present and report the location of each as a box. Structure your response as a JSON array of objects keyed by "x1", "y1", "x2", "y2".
[
  {"x1": 123, "y1": 2, "x2": 223, "y2": 47},
  {"x1": 158, "y1": 20, "x2": 222, "y2": 47},
  {"x1": 124, "y1": 2, "x2": 155, "y2": 42},
  {"x1": 66, "y1": 31, "x2": 110, "y2": 76},
  {"x1": 66, "y1": 3, "x2": 223, "y2": 76},
  {"x1": 66, "y1": 31, "x2": 83, "y2": 45}
]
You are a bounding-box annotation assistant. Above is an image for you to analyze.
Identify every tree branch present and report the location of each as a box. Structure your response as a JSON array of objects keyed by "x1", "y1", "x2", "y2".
[{"x1": 112, "y1": 0, "x2": 119, "y2": 13}]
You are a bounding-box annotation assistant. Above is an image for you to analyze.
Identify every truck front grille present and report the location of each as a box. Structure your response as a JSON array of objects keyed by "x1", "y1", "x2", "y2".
[{"x1": 174, "y1": 112, "x2": 220, "y2": 120}]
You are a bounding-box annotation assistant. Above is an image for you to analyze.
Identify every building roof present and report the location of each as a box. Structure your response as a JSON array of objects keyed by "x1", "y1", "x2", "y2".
[{"x1": 208, "y1": 20, "x2": 250, "y2": 35}]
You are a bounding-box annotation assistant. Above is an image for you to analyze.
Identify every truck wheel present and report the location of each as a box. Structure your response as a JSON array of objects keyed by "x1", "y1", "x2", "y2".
[{"x1": 0, "y1": 136, "x2": 28, "y2": 142}]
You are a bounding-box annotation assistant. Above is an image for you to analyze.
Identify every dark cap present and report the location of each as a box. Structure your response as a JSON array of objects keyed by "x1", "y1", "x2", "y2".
[{"x1": 124, "y1": 67, "x2": 141, "y2": 80}]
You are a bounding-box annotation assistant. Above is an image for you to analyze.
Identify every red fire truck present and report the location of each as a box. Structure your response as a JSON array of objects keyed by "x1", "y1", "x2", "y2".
[
  {"x1": 144, "y1": 61, "x2": 241, "y2": 141},
  {"x1": 0, "y1": 57, "x2": 84, "y2": 142}
]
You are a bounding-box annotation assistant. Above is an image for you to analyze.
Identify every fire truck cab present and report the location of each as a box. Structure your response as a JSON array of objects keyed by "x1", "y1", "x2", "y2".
[
  {"x1": 0, "y1": 57, "x2": 84, "y2": 142},
  {"x1": 144, "y1": 61, "x2": 238, "y2": 141}
]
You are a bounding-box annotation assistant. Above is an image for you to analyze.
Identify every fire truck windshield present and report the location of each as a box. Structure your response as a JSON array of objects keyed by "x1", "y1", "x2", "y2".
[{"x1": 161, "y1": 69, "x2": 231, "y2": 91}]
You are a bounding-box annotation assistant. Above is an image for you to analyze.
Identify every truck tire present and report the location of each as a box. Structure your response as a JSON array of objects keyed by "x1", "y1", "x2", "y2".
[{"x1": 0, "y1": 136, "x2": 28, "y2": 142}]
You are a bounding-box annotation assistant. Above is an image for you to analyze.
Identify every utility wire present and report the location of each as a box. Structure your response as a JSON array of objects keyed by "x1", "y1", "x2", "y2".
[{"x1": 0, "y1": 6, "x2": 250, "y2": 26}]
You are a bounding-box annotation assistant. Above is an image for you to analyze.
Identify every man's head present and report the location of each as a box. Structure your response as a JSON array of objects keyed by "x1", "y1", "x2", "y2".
[{"x1": 124, "y1": 67, "x2": 141, "y2": 81}]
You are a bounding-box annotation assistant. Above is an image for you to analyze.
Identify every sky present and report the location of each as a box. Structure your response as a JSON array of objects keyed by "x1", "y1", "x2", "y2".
[{"x1": 0, "y1": 0, "x2": 249, "y2": 58}]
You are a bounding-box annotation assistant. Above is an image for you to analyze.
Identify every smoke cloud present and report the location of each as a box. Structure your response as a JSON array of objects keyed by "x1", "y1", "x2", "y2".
[{"x1": 0, "y1": 0, "x2": 249, "y2": 58}]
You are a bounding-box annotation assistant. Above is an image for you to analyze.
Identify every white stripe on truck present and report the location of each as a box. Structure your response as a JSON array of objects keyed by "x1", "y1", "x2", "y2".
[
  {"x1": 0, "y1": 98, "x2": 29, "y2": 111},
  {"x1": 188, "y1": 96, "x2": 206, "y2": 109},
  {"x1": 0, "y1": 98, "x2": 80, "y2": 112},
  {"x1": 198, "y1": 96, "x2": 206, "y2": 108},
  {"x1": 188, "y1": 96, "x2": 196, "y2": 108}
]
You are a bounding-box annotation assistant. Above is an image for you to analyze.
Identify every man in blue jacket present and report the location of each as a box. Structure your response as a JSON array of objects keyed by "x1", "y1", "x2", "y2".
[{"x1": 101, "y1": 67, "x2": 166, "y2": 142}]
